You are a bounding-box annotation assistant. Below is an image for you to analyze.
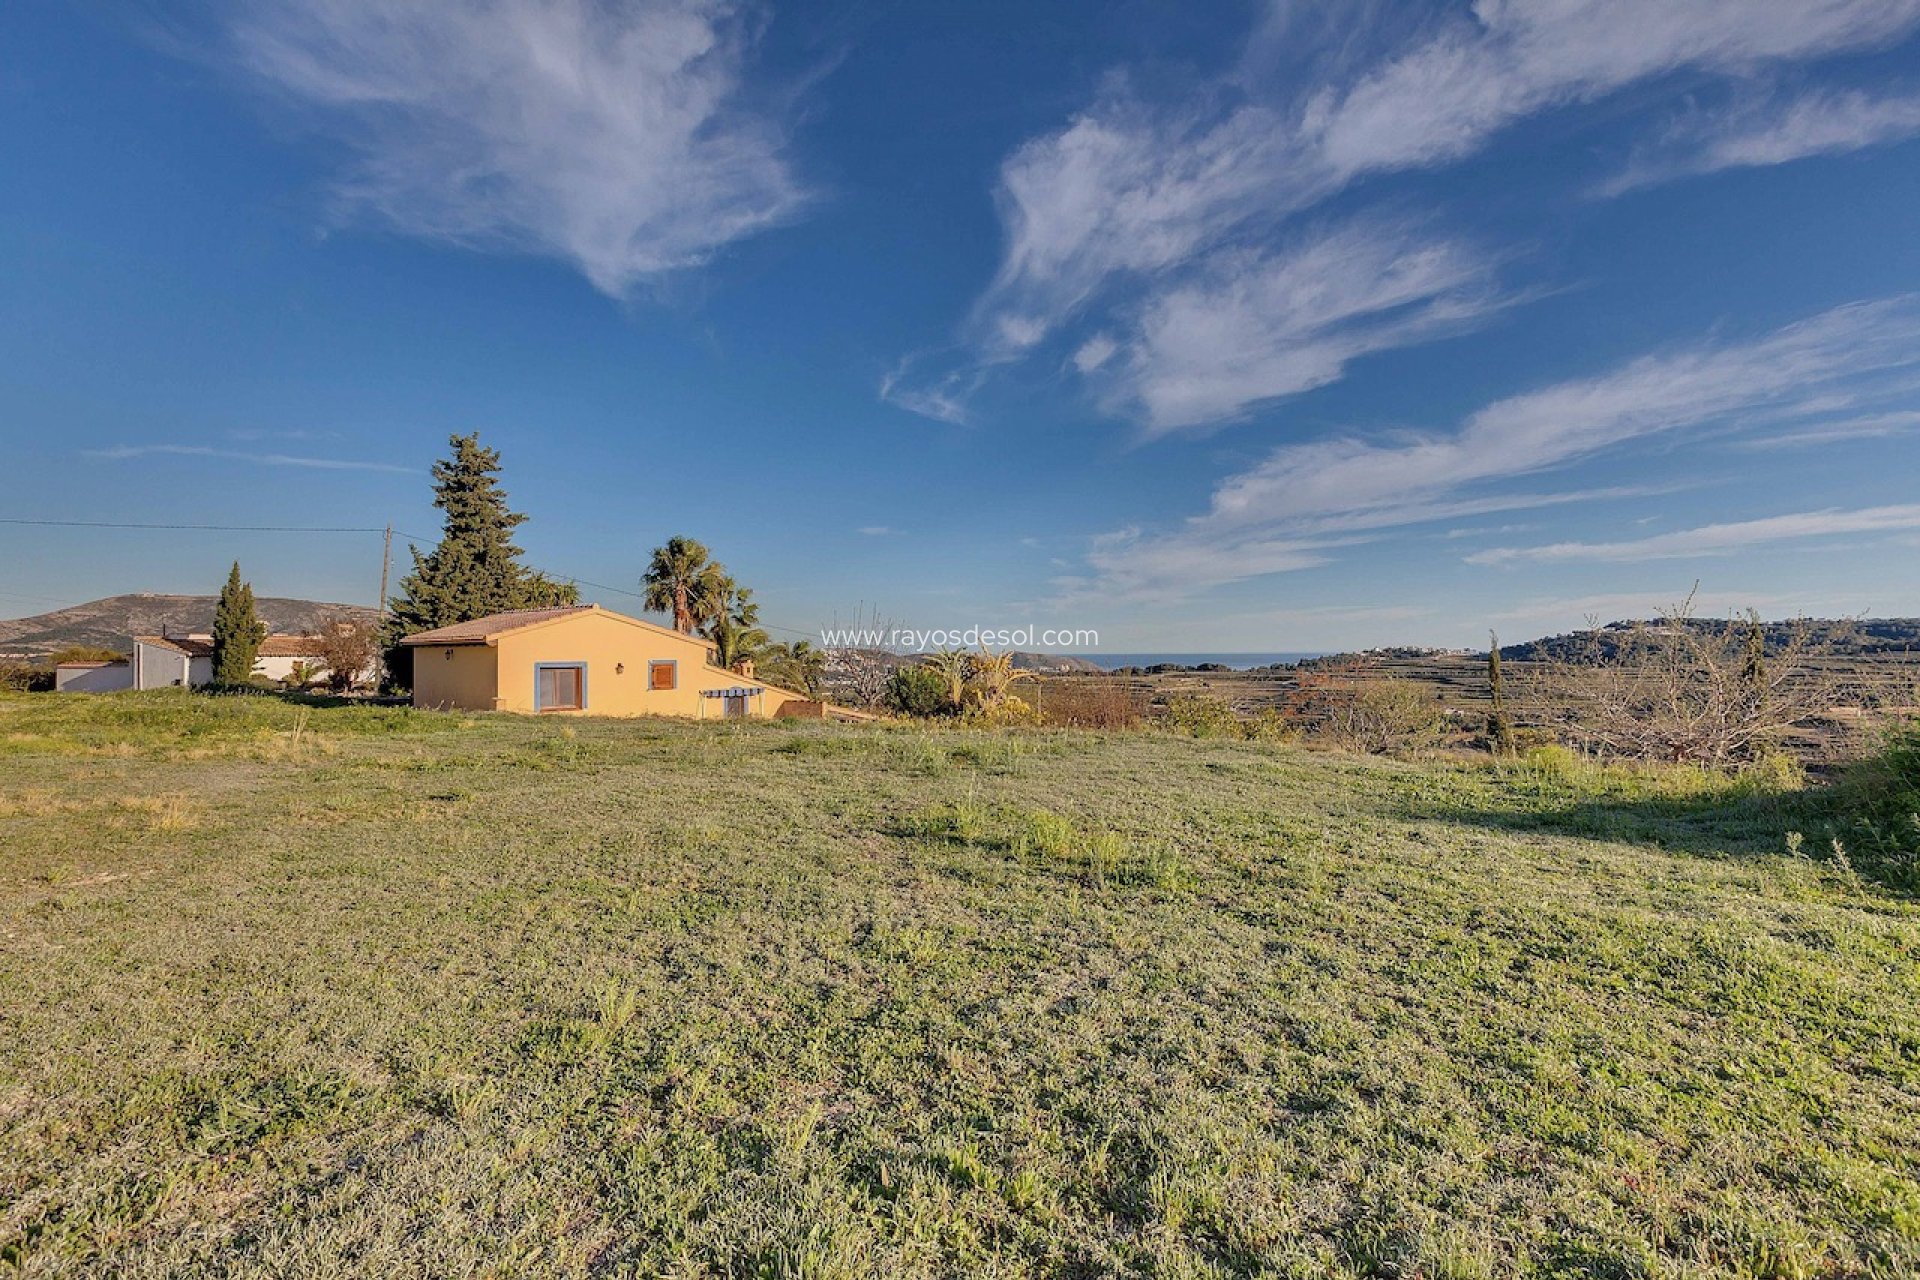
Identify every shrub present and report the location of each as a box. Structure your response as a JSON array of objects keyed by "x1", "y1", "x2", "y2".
[
  {"x1": 1832, "y1": 723, "x2": 1920, "y2": 890},
  {"x1": 1162, "y1": 693, "x2": 1242, "y2": 738},
  {"x1": 1522, "y1": 743, "x2": 1583, "y2": 780},
  {"x1": 1, "y1": 663, "x2": 54, "y2": 692},
  {"x1": 1031, "y1": 678, "x2": 1143, "y2": 729},
  {"x1": 1318, "y1": 679, "x2": 1444, "y2": 755},
  {"x1": 1733, "y1": 751, "x2": 1806, "y2": 794},
  {"x1": 1243, "y1": 707, "x2": 1296, "y2": 743},
  {"x1": 966, "y1": 694, "x2": 1040, "y2": 726},
  {"x1": 47, "y1": 645, "x2": 123, "y2": 666},
  {"x1": 885, "y1": 666, "x2": 952, "y2": 718}
]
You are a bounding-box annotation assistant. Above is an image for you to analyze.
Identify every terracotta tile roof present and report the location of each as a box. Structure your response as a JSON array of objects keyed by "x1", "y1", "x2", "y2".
[{"x1": 399, "y1": 606, "x2": 596, "y2": 646}]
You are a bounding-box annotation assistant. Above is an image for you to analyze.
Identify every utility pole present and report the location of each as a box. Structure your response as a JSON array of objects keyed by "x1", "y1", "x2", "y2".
[{"x1": 377, "y1": 524, "x2": 392, "y2": 617}]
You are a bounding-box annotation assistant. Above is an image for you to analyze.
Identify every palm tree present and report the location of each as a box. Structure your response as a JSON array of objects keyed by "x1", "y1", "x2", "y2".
[
  {"x1": 643, "y1": 537, "x2": 714, "y2": 633},
  {"x1": 969, "y1": 647, "x2": 1033, "y2": 708},
  {"x1": 702, "y1": 579, "x2": 770, "y2": 670},
  {"x1": 921, "y1": 648, "x2": 972, "y2": 712},
  {"x1": 762, "y1": 641, "x2": 827, "y2": 696}
]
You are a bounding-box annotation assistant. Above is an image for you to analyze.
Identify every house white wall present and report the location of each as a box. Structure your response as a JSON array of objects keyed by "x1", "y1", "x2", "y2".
[
  {"x1": 256, "y1": 654, "x2": 317, "y2": 682},
  {"x1": 127, "y1": 638, "x2": 368, "y2": 689},
  {"x1": 132, "y1": 641, "x2": 201, "y2": 689},
  {"x1": 55, "y1": 663, "x2": 132, "y2": 692}
]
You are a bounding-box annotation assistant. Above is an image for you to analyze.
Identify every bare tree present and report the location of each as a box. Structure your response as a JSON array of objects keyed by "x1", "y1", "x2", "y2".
[
  {"x1": 832, "y1": 653, "x2": 897, "y2": 709},
  {"x1": 311, "y1": 614, "x2": 379, "y2": 693},
  {"x1": 820, "y1": 602, "x2": 902, "y2": 708},
  {"x1": 1318, "y1": 678, "x2": 1446, "y2": 755},
  {"x1": 1519, "y1": 590, "x2": 1854, "y2": 767}
]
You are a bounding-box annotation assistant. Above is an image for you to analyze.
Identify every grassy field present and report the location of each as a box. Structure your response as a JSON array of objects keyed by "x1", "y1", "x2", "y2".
[{"x1": 2, "y1": 693, "x2": 1918, "y2": 1278}]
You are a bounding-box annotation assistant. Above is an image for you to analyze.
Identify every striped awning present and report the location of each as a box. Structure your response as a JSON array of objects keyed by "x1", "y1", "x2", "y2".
[{"x1": 699, "y1": 686, "x2": 764, "y2": 698}]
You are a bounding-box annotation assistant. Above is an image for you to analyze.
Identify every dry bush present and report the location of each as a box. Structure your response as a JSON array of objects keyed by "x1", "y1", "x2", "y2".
[
  {"x1": 1032, "y1": 677, "x2": 1145, "y2": 729},
  {"x1": 1315, "y1": 678, "x2": 1445, "y2": 755},
  {"x1": 311, "y1": 614, "x2": 379, "y2": 692},
  {"x1": 1274, "y1": 660, "x2": 1440, "y2": 754},
  {"x1": 1518, "y1": 593, "x2": 1856, "y2": 768},
  {"x1": 0, "y1": 662, "x2": 53, "y2": 692},
  {"x1": 1162, "y1": 693, "x2": 1244, "y2": 738}
]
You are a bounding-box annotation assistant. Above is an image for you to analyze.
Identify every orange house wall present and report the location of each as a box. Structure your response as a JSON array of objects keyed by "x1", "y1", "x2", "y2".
[
  {"x1": 459, "y1": 611, "x2": 806, "y2": 718},
  {"x1": 411, "y1": 643, "x2": 501, "y2": 711}
]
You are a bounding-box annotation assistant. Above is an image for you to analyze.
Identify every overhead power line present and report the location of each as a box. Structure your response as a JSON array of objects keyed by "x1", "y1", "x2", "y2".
[{"x1": 2, "y1": 518, "x2": 390, "y2": 533}]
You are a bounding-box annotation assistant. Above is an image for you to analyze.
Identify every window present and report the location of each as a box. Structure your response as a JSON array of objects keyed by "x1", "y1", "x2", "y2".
[
  {"x1": 535, "y1": 663, "x2": 585, "y2": 711},
  {"x1": 648, "y1": 660, "x2": 677, "y2": 691}
]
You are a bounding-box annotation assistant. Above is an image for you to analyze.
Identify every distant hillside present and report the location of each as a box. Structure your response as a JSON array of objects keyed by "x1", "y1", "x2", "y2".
[
  {"x1": 1499, "y1": 617, "x2": 1920, "y2": 663},
  {"x1": 0, "y1": 594, "x2": 378, "y2": 659}
]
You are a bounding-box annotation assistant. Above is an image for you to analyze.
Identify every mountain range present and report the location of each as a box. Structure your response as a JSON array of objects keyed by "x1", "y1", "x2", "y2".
[{"x1": 0, "y1": 594, "x2": 377, "y2": 659}]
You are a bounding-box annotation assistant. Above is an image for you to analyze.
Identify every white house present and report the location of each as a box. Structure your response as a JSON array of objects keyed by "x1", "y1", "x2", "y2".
[
  {"x1": 132, "y1": 636, "x2": 215, "y2": 688},
  {"x1": 126, "y1": 634, "x2": 355, "y2": 689}
]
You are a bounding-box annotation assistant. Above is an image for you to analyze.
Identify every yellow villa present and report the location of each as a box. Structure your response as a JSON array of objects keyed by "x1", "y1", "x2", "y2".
[{"x1": 401, "y1": 605, "x2": 866, "y2": 720}]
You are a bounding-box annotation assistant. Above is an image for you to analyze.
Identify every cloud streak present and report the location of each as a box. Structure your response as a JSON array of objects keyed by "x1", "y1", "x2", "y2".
[
  {"x1": 1089, "y1": 222, "x2": 1508, "y2": 433},
  {"x1": 883, "y1": 0, "x2": 1920, "y2": 429},
  {"x1": 1073, "y1": 298, "x2": 1920, "y2": 600},
  {"x1": 86, "y1": 445, "x2": 415, "y2": 473},
  {"x1": 226, "y1": 0, "x2": 808, "y2": 296},
  {"x1": 1468, "y1": 504, "x2": 1920, "y2": 565},
  {"x1": 1740, "y1": 409, "x2": 1920, "y2": 449},
  {"x1": 1605, "y1": 87, "x2": 1920, "y2": 192}
]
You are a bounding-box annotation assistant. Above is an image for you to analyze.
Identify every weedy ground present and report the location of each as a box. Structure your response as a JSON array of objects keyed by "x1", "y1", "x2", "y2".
[{"x1": 1, "y1": 692, "x2": 1917, "y2": 1278}]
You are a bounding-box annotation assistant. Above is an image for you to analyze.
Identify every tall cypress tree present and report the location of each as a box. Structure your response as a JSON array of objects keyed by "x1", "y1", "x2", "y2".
[
  {"x1": 1486, "y1": 629, "x2": 1515, "y2": 756},
  {"x1": 211, "y1": 561, "x2": 267, "y2": 685},
  {"x1": 385, "y1": 433, "x2": 576, "y2": 687},
  {"x1": 1742, "y1": 613, "x2": 1767, "y2": 692}
]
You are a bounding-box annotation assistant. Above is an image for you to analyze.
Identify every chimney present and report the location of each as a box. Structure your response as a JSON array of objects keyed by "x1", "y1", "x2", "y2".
[{"x1": 733, "y1": 658, "x2": 755, "y2": 678}]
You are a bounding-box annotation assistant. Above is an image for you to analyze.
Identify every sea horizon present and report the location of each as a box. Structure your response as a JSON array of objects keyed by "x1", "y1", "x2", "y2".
[{"x1": 1069, "y1": 652, "x2": 1324, "y2": 671}]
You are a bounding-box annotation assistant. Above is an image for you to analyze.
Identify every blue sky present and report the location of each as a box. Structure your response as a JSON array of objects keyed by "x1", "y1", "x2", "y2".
[{"x1": 4, "y1": 1, "x2": 1920, "y2": 651}]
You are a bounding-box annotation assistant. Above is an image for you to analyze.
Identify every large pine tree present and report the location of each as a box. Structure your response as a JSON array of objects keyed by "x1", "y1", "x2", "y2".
[
  {"x1": 211, "y1": 561, "x2": 267, "y2": 685},
  {"x1": 385, "y1": 433, "x2": 576, "y2": 686}
]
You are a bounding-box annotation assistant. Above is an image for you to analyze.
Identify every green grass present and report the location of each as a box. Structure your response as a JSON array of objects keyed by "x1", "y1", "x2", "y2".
[{"x1": 2, "y1": 692, "x2": 1918, "y2": 1277}]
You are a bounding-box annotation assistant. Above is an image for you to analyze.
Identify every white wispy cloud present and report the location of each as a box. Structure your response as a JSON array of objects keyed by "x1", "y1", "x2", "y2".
[
  {"x1": 1206, "y1": 301, "x2": 1920, "y2": 528},
  {"x1": 1061, "y1": 526, "x2": 1354, "y2": 606},
  {"x1": 1072, "y1": 298, "x2": 1920, "y2": 600},
  {"x1": 1309, "y1": 1, "x2": 1920, "y2": 180},
  {"x1": 881, "y1": 0, "x2": 1920, "y2": 428},
  {"x1": 1740, "y1": 409, "x2": 1920, "y2": 448},
  {"x1": 878, "y1": 360, "x2": 974, "y2": 425},
  {"x1": 85, "y1": 444, "x2": 415, "y2": 473},
  {"x1": 224, "y1": 0, "x2": 807, "y2": 297},
  {"x1": 1468, "y1": 504, "x2": 1920, "y2": 565},
  {"x1": 1444, "y1": 522, "x2": 1537, "y2": 540},
  {"x1": 1092, "y1": 222, "x2": 1507, "y2": 433},
  {"x1": 1606, "y1": 87, "x2": 1920, "y2": 193}
]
